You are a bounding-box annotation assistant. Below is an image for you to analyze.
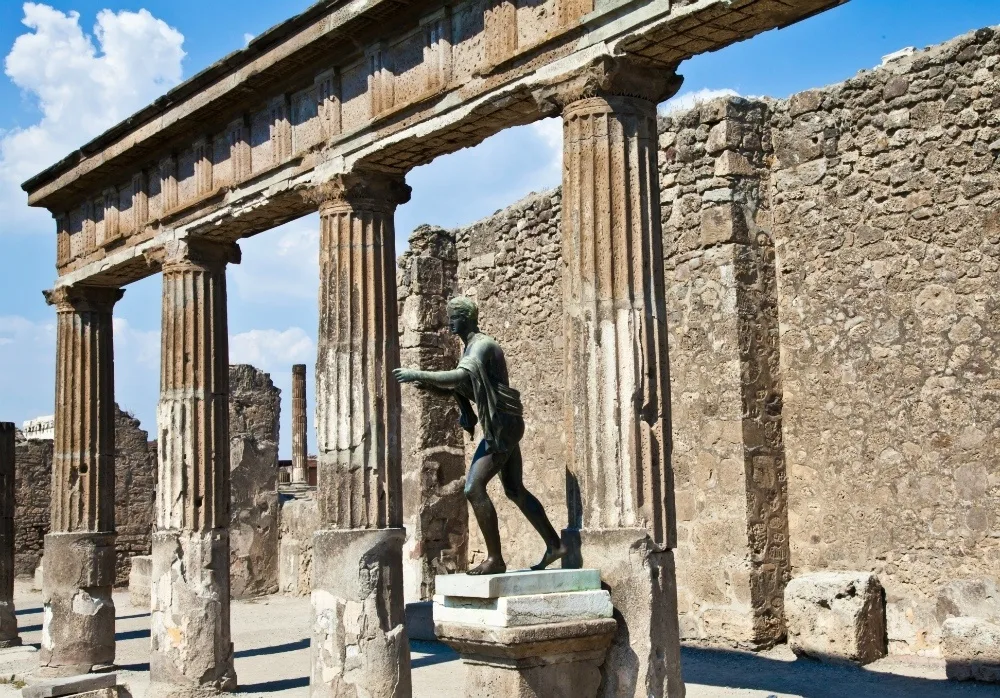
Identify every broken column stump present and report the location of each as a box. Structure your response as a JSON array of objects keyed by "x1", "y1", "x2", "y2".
[
  {"x1": 0, "y1": 422, "x2": 19, "y2": 648},
  {"x1": 784, "y1": 571, "x2": 887, "y2": 665},
  {"x1": 434, "y1": 569, "x2": 616, "y2": 698}
]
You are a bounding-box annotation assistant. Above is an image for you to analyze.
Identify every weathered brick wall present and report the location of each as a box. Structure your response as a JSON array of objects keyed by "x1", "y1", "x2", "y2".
[
  {"x1": 770, "y1": 27, "x2": 1000, "y2": 656},
  {"x1": 397, "y1": 225, "x2": 467, "y2": 601},
  {"x1": 229, "y1": 364, "x2": 281, "y2": 599},
  {"x1": 114, "y1": 410, "x2": 156, "y2": 585},
  {"x1": 453, "y1": 191, "x2": 567, "y2": 572}
]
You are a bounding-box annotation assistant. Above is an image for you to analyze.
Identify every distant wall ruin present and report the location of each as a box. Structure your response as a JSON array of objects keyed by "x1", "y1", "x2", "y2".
[{"x1": 398, "y1": 25, "x2": 1000, "y2": 655}]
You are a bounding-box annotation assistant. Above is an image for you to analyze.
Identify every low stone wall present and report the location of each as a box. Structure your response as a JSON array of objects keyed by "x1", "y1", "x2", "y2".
[{"x1": 278, "y1": 494, "x2": 317, "y2": 596}]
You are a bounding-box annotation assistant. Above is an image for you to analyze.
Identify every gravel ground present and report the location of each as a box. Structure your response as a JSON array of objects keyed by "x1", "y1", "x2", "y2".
[{"x1": 0, "y1": 582, "x2": 993, "y2": 697}]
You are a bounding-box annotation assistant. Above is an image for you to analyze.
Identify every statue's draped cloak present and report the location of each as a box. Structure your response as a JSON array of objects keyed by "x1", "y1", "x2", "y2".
[{"x1": 455, "y1": 353, "x2": 523, "y2": 455}]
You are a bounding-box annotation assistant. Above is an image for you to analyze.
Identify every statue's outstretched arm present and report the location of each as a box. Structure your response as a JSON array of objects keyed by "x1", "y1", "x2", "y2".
[{"x1": 392, "y1": 367, "x2": 468, "y2": 391}]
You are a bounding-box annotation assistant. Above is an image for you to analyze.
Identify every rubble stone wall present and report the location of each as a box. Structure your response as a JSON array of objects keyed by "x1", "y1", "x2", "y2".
[
  {"x1": 13, "y1": 435, "x2": 51, "y2": 577},
  {"x1": 229, "y1": 364, "x2": 281, "y2": 599},
  {"x1": 769, "y1": 27, "x2": 1000, "y2": 656},
  {"x1": 397, "y1": 225, "x2": 467, "y2": 601},
  {"x1": 660, "y1": 97, "x2": 791, "y2": 649},
  {"x1": 114, "y1": 410, "x2": 156, "y2": 585}
]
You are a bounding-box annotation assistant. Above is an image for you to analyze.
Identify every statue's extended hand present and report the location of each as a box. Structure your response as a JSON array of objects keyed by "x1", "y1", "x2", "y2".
[{"x1": 393, "y1": 368, "x2": 419, "y2": 383}]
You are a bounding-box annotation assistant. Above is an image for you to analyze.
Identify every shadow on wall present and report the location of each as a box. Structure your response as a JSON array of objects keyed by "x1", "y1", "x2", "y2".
[{"x1": 680, "y1": 646, "x2": 996, "y2": 698}]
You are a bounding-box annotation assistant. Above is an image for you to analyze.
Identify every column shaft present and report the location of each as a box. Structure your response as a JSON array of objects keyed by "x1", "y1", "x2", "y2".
[
  {"x1": 40, "y1": 284, "x2": 122, "y2": 675},
  {"x1": 291, "y1": 364, "x2": 309, "y2": 484},
  {"x1": 310, "y1": 172, "x2": 412, "y2": 698},
  {"x1": 561, "y1": 88, "x2": 683, "y2": 698},
  {"x1": 562, "y1": 95, "x2": 674, "y2": 546},
  {"x1": 0, "y1": 423, "x2": 19, "y2": 648},
  {"x1": 150, "y1": 238, "x2": 239, "y2": 697}
]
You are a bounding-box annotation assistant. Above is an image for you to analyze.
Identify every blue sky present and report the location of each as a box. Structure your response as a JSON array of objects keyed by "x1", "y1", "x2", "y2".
[{"x1": 1, "y1": 0, "x2": 998, "y2": 456}]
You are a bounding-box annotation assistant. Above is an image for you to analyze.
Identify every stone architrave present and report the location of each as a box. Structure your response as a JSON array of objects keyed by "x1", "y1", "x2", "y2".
[
  {"x1": 291, "y1": 364, "x2": 309, "y2": 484},
  {"x1": 549, "y1": 56, "x2": 685, "y2": 698},
  {"x1": 0, "y1": 423, "x2": 19, "y2": 648},
  {"x1": 309, "y1": 171, "x2": 413, "y2": 698},
  {"x1": 148, "y1": 238, "x2": 240, "y2": 697},
  {"x1": 39, "y1": 284, "x2": 123, "y2": 676}
]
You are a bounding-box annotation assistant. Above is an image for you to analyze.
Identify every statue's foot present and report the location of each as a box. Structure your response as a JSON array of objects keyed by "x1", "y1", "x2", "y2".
[
  {"x1": 467, "y1": 557, "x2": 506, "y2": 576},
  {"x1": 530, "y1": 543, "x2": 568, "y2": 571}
]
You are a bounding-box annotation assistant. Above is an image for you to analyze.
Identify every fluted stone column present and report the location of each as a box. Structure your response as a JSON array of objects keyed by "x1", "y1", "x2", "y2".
[
  {"x1": 291, "y1": 364, "x2": 309, "y2": 484},
  {"x1": 39, "y1": 284, "x2": 123, "y2": 676},
  {"x1": 557, "y1": 59, "x2": 685, "y2": 698},
  {"x1": 310, "y1": 171, "x2": 412, "y2": 698},
  {"x1": 0, "y1": 423, "x2": 19, "y2": 649},
  {"x1": 149, "y1": 238, "x2": 240, "y2": 697}
]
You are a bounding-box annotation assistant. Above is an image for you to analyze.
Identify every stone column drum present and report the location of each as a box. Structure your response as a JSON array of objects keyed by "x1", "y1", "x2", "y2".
[
  {"x1": 558, "y1": 59, "x2": 684, "y2": 698},
  {"x1": 310, "y1": 172, "x2": 412, "y2": 698},
  {"x1": 39, "y1": 285, "x2": 123, "y2": 675},
  {"x1": 0, "y1": 423, "x2": 19, "y2": 648},
  {"x1": 291, "y1": 364, "x2": 309, "y2": 484},
  {"x1": 149, "y1": 238, "x2": 240, "y2": 697}
]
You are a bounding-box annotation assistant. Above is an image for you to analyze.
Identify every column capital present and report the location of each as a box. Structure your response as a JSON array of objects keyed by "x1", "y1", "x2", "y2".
[
  {"x1": 305, "y1": 170, "x2": 411, "y2": 213},
  {"x1": 535, "y1": 54, "x2": 683, "y2": 112},
  {"x1": 43, "y1": 284, "x2": 124, "y2": 313},
  {"x1": 146, "y1": 237, "x2": 242, "y2": 273}
]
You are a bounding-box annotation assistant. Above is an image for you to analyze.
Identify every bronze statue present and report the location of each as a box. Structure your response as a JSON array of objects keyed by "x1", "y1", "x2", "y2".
[{"x1": 393, "y1": 296, "x2": 567, "y2": 575}]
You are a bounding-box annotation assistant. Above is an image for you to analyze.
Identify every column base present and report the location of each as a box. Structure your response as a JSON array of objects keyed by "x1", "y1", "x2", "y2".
[
  {"x1": 39, "y1": 532, "x2": 116, "y2": 676},
  {"x1": 149, "y1": 530, "x2": 236, "y2": 698},
  {"x1": 310, "y1": 528, "x2": 411, "y2": 698},
  {"x1": 566, "y1": 528, "x2": 685, "y2": 698}
]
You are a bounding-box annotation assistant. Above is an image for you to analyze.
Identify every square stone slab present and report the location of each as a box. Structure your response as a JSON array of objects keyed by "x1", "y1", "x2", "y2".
[
  {"x1": 435, "y1": 569, "x2": 601, "y2": 599},
  {"x1": 22, "y1": 673, "x2": 116, "y2": 698},
  {"x1": 434, "y1": 589, "x2": 612, "y2": 627}
]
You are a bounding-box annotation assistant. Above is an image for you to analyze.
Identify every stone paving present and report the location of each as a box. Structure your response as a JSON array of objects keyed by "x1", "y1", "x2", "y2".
[{"x1": 0, "y1": 582, "x2": 996, "y2": 698}]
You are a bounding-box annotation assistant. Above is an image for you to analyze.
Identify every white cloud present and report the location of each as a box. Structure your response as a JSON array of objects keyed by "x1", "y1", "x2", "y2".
[
  {"x1": 112, "y1": 317, "x2": 159, "y2": 369},
  {"x1": 230, "y1": 327, "x2": 315, "y2": 369},
  {"x1": 231, "y1": 218, "x2": 320, "y2": 305},
  {"x1": 0, "y1": 315, "x2": 55, "y2": 424},
  {"x1": 243, "y1": 33, "x2": 255, "y2": 47},
  {"x1": 529, "y1": 117, "x2": 563, "y2": 180},
  {"x1": 1, "y1": 3, "x2": 186, "y2": 235},
  {"x1": 659, "y1": 88, "x2": 740, "y2": 116}
]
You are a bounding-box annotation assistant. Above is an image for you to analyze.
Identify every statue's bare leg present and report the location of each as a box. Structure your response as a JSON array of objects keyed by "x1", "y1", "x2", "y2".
[
  {"x1": 500, "y1": 446, "x2": 567, "y2": 570},
  {"x1": 465, "y1": 442, "x2": 507, "y2": 575}
]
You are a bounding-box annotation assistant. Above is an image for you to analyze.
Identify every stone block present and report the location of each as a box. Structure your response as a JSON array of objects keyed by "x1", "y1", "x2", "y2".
[
  {"x1": 127, "y1": 556, "x2": 151, "y2": 609},
  {"x1": 576, "y1": 528, "x2": 683, "y2": 698},
  {"x1": 435, "y1": 569, "x2": 601, "y2": 599},
  {"x1": 942, "y1": 617, "x2": 1000, "y2": 683},
  {"x1": 310, "y1": 528, "x2": 411, "y2": 698},
  {"x1": 700, "y1": 203, "x2": 748, "y2": 246},
  {"x1": 784, "y1": 572, "x2": 887, "y2": 665},
  {"x1": 39, "y1": 532, "x2": 116, "y2": 675},
  {"x1": 436, "y1": 618, "x2": 617, "y2": 698},
  {"x1": 936, "y1": 578, "x2": 1000, "y2": 624},
  {"x1": 22, "y1": 672, "x2": 115, "y2": 698},
  {"x1": 434, "y1": 589, "x2": 612, "y2": 627}
]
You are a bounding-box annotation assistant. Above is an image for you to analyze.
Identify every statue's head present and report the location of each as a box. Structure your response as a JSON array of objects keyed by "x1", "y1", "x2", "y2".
[{"x1": 447, "y1": 296, "x2": 479, "y2": 335}]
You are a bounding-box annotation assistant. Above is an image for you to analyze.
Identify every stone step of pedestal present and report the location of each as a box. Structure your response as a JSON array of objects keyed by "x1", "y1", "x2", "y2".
[
  {"x1": 434, "y1": 568, "x2": 601, "y2": 599},
  {"x1": 22, "y1": 673, "x2": 116, "y2": 698},
  {"x1": 434, "y1": 589, "x2": 612, "y2": 628}
]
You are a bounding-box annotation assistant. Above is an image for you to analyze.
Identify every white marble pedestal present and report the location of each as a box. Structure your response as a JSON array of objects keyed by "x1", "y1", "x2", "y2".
[{"x1": 433, "y1": 569, "x2": 616, "y2": 698}]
